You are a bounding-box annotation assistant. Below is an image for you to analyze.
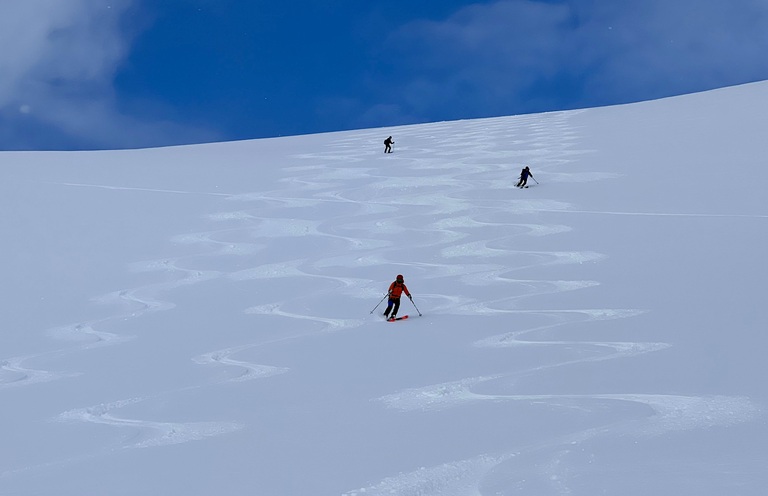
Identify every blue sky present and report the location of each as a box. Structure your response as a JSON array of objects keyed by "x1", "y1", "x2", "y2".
[{"x1": 2, "y1": 0, "x2": 768, "y2": 151}]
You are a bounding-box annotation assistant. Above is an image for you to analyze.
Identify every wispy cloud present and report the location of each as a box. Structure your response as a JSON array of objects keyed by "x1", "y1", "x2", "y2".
[
  {"x1": 361, "y1": 0, "x2": 768, "y2": 126},
  {"x1": 0, "y1": 0, "x2": 218, "y2": 150}
]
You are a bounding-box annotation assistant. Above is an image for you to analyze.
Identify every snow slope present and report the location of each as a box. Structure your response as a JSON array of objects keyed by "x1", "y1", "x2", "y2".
[{"x1": 1, "y1": 81, "x2": 767, "y2": 495}]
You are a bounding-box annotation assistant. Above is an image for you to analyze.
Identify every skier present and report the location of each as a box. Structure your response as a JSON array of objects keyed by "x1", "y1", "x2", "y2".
[
  {"x1": 516, "y1": 166, "x2": 534, "y2": 188},
  {"x1": 383, "y1": 274, "x2": 411, "y2": 320},
  {"x1": 384, "y1": 136, "x2": 394, "y2": 154}
]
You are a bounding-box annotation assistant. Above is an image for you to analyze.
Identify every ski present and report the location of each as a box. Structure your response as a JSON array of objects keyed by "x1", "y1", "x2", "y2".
[{"x1": 387, "y1": 315, "x2": 409, "y2": 322}]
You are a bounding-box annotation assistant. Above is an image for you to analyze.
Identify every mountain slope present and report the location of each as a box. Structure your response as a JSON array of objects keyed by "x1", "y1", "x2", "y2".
[{"x1": 1, "y1": 82, "x2": 767, "y2": 495}]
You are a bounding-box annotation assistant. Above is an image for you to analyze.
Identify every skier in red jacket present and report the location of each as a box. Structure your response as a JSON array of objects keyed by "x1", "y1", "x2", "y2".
[{"x1": 384, "y1": 274, "x2": 411, "y2": 320}]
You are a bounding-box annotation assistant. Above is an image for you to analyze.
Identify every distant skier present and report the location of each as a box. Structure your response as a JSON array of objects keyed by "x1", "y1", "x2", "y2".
[
  {"x1": 516, "y1": 166, "x2": 534, "y2": 188},
  {"x1": 383, "y1": 274, "x2": 411, "y2": 320},
  {"x1": 384, "y1": 136, "x2": 394, "y2": 154}
]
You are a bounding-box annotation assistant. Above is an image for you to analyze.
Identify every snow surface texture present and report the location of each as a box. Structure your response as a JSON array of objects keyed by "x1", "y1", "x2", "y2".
[{"x1": 2, "y1": 82, "x2": 767, "y2": 495}]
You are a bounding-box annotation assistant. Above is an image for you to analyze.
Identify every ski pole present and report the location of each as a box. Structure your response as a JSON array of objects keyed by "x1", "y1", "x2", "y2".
[
  {"x1": 409, "y1": 296, "x2": 423, "y2": 316},
  {"x1": 370, "y1": 294, "x2": 389, "y2": 314},
  {"x1": 532, "y1": 177, "x2": 539, "y2": 184}
]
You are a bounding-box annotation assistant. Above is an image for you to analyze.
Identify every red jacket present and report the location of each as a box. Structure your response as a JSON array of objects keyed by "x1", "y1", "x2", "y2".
[{"x1": 388, "y1": 280, "x2": 410, "y2": 299}]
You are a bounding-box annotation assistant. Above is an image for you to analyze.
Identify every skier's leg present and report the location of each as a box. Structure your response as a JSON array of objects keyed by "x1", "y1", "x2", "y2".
[
  {"x1": 384, "y1": 299, "x2": 393, "y2": 317},
  {"x1": 391, "y1": 299, "x2": 401, "y2": 318}
]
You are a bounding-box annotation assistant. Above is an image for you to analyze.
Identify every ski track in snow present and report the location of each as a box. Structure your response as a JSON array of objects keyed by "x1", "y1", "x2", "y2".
[
  {"x1": 4, "y1": 110, "x2": 761, "y2": 493},
  {"x1": 0, "y1": 256, "x2": 241, "y2": 469},
  {"x1": 1, "y1": 322, "x2": 133, "y2": 391},
  {"x1": 324, "y1": 113, "x2": 760, "y2": 495},
  {"x1": 56, "y1": 397, "x2": 243, "y2": 449}
]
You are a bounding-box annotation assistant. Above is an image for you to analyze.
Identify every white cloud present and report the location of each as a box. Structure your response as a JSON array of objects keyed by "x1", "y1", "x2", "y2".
[
  {"x1": 0, "y1": 1, "x2": 131, "y2": 109},
  {"x1": 372, "y1": 0, "x2": 768, "y2": 122},
  {"x1": 0, "y1": 0, "x2": 217, "y2": 150}
]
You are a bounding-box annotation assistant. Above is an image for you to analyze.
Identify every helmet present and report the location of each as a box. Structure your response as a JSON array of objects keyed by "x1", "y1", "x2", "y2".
[{"x1": 396, "y1": 274, "x2": 404, "y2": 282}]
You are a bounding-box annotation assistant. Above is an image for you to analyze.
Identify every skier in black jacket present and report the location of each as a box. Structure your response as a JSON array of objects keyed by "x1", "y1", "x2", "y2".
[
  {"x1": 516, "y1": 166, "x2": 534, "y2": 188},
  {"x1": 384, "y1": 136, "x2": 394, "y2": 153}
]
